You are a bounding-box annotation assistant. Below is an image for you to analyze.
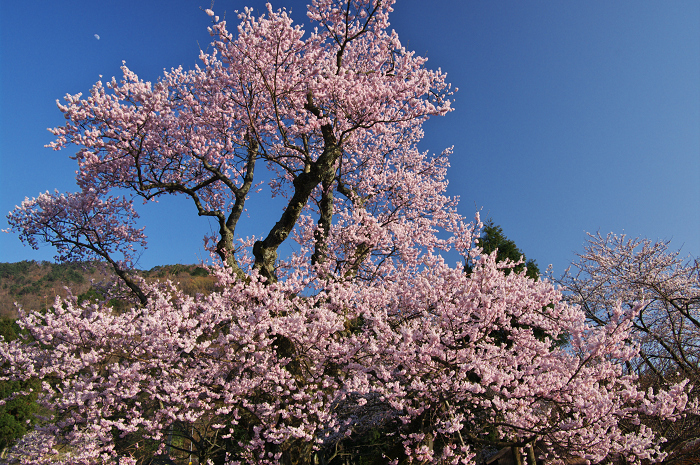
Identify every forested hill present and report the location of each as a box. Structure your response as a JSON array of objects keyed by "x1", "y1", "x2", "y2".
[{"x1": 0, "y1": 261, "x2": 214, "y2": 318}]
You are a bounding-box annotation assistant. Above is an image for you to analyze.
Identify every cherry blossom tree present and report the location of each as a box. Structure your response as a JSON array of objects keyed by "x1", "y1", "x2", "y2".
[
  {"x1": 15, "y1": 0, "x2": 453, "y2": 287},
  {"x1": 2, "y1": 1, "x2": 693, "y2": 464},
  {"x1": 559, "y1": 233, "x2": 700, "y2": 463}
]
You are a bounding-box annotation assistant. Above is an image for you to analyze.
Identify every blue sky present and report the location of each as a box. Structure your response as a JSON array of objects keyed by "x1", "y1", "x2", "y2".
[{"x1": 1, "y1": 0, "x2": 698, "y2": 275}]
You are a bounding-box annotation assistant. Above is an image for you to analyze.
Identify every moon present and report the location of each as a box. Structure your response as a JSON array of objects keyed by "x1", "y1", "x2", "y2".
[{"x1": 94, "y1": 34, "x2": 100, "y2": 40}]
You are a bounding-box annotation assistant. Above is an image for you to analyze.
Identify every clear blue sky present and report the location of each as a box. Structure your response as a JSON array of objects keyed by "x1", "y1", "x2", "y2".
[{"x1": 1, "y1": 0, "x2": 698, "y2": 275}]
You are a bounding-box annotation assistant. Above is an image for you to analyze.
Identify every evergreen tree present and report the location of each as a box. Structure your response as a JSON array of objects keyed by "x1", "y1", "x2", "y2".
[
  {"x1": 0, "y1": 317, "x2": 38, "y2": 452},
  {"x1": 467, "y1": 219, "x2": 540, "y2": 279}
]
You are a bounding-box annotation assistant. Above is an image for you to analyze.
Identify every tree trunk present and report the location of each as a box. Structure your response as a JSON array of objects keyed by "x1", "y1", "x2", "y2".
[
  {"x1": 512, "y1": 446, "x2": 523, "y2": 465},
  {"x1": 528, "y1": 443, "x2": 537, "y2": 465}
]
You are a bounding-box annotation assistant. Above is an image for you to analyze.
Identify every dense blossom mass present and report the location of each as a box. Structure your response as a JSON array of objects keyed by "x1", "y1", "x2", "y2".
[
  {"x1": 2, "y1": 1, "x2": 693, "y2": 464},
  {"x1": 559, "y1": 233, "x2": 700, "y2": 461}
]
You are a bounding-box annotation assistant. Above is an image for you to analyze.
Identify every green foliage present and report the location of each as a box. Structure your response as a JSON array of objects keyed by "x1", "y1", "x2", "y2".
[
  {"x1": 148, "y1": 264, "x2": 210, "y2": 278},
  {"x1": 0, "y1": 261, "x2": 87, "y2": 285},
  {"x1": 469, "y1": 219, "x2": 540, "y2": 279},
  {"x1": 0, "y1": 261, "x2": 35, "y2": 281},
  {"x1": 1, "y1": 261, "x2": 87, "y2": 297},
  {"x1": 190, "y1": 267, "x2": 209, "y2": 277},
  {"x1": 0, "y1": 317, "x2": 38, "y2": 451},
  {"x1": 1, "y1": 261, "x2": 37, "y2": 296},
  {"x1": 77, "y1": 287, "x2": 105, "y2": 305},
  {"x1": 0, "y1": 318, "x2": 19, "y2": 343},
  {"x1": 42, "y1": 263, "x2": 85, "y2": 284}
]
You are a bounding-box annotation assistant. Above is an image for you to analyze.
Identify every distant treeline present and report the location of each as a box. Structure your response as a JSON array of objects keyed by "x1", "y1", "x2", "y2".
[{"x1": 0, "y1": 261, "x2": 212, "y2": 317}]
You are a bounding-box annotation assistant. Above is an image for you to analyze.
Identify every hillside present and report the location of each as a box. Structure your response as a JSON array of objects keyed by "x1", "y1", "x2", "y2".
[{"x1": 0, "y1": 261, "x2": 215, "y2": 318}]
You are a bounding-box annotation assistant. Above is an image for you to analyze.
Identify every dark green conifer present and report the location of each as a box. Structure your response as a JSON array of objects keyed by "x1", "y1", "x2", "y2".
[
  {"x1": 467, "y1": 219, "x2": 540, "y2": 280},
  {"x1": 0, "y1": 317, "x2": 38, "y2": 451}
]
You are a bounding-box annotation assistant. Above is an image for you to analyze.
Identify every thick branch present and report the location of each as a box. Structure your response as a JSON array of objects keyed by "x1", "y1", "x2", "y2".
[
  {"x1": 253, "y1": 94, "x2": 339, "y2": 282},
  {"x1": 216, "y1": 137, "x2": 258, "y2": 279},
  {"x1": 311, "y1": 171, "x2": 334, "y2": 266}
]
